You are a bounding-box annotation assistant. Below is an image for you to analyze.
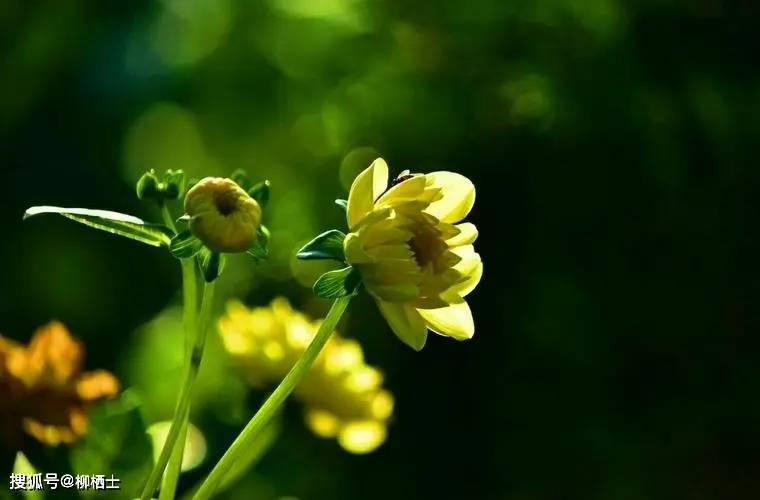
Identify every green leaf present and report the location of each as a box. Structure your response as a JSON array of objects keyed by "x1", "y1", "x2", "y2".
[
  {"x1": 70, "y1": 393, "x2": 152, "y2": 500},
  {"x1": 24, "y1": 206, "x2": 171, "y2": 247},
  {"x1": 335, "y1": 198, "x2": 348, "y2": 212},
  {"x1": 247, "y1": 226, "x2": 270, "y2": 261},
  {"x1": 200, "y1": 250, "x2": 225, "y2": 282},
  {"x1": 13, "y1": 452, "x2": 43, "y2": 500},
  {"x1": 248, "y1": 180, "x2": 271, "y2": 208},
  {"x1": 297, "y1": 229, "x2": 346, "y2": 261},
  {"x1": 230, "y1": 169, "x2": 252, "y2": 191},
  {"x1": 170, "y1": 230, "x2": 203, "y2": 259},
  {"x1": 313, "y1": 266, "x2": 361, "y2": 299}
]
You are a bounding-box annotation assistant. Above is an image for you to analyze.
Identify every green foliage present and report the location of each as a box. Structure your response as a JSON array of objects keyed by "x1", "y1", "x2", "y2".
[
  {"x1": 12, "y1": 452, "x2": 43, "y2": 500},
  {"x1": 70, "y1": 394, "x2": 152, "y2": 500},
  {"x1": 230, "y1": 169, "x2": 252, "y2": 191},
  {"x1": 170, "y1": 230, "x2": 204, "y2": 259},
  {"x1": 297, "y1": 230, "x2": 346, "y2": 262},
  {"x1": 200, "y1": 250, "x2": 225, "y2": 282},
  {"x1": 334, "y1": 199, "x2": 348, "y2": 212},
  {"x1": 313, "y1": 266, "x2": 361, "y2": 299},
  {"x1": 136, "y1": 169, "x2": 186, "y2": 202},
  {"x1": 247, "y1": 226, "x2": 270, "y2": 261},
  {"x1": 248, "y1": 180, "x2": 271, "y2": 209},
  {"x1": 23, "y1": 206, "x2": 171, "y2": 247},
  {"x1": 230, "y1": 170, "x2": 271, "y2": 209}
]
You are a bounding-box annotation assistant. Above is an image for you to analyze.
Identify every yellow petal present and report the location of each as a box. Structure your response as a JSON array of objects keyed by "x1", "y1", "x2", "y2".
[
  {"x1": 343, "y1": 233, "x2": 372, "y2": 264},
  {"x1": 418, "y1": 302, "x2": 474, "y2": 340},
  {"x1": 338, "y1": 421, "x2": 387, "y2": 454},
  {"x1": 365, "y1": 282, "x2": 420, "y2": 302},
  {"x1": 424, "y1": 171, "x2": 476, "y2": 223},
  {"x1": 450, "y1": 251, "x2": 482, "y2": 297},
  {"x1": 446, "y1": 222, "x2": 479, "y2": 246},
  {"x1": 305, "y1": 409, "x2": 340, "y2": 438},
  {"x1": 376, "y1": 301, "x2": 427, "y2": 350},
  {"x1": 375, "y1": 175, "x2": 426, "y2": 206},
  {"x1": 347, "y1": 158, "x2": 389, "y2": 229}
]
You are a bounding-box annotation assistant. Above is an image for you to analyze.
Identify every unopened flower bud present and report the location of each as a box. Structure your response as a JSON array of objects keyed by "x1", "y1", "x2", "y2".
[
  {"x1": 184, "y1": 177, "x2": 262, "y2": 253},
  {"x1": 136, "y1": 170, "x2": 161, "y2": 200},
  {"x1": 136, "y1": 169, "x2": 186, "y2": 202}
]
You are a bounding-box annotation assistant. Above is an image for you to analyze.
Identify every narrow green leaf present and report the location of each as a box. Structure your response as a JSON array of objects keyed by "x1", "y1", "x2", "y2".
[
  {"x1": 248, "y1": 180, "x2": 271, "y2": 208},
  {"x1": 200, "y1": 250, "x2": 225, "y2": 282},
  {"x1": 297, "y1": 229, "x2": 346, "y2": 261},
  {"x1": 335, "y1": 198, "x2": 348, "y2": 212},
  {"x1": 247, "y1": 226, "x2": 270, "y2": 261},
  {"x1": 313, "y1": 266, "x2": 361, "y2": 299},
  {"x1": 170, "y1": 230, "x2": 203, "y2": 259},
  {"x1": 24, "y1": 206, "x2": 171, "y2": 247}
]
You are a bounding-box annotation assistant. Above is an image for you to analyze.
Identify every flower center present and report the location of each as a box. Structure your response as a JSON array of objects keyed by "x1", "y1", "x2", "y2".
[
  {"x1": 214, "y1": 189, "x2": 238, "y2": 216},
  {"x1": 409, "y1": 224, "x2": 446, "y2": 269}
]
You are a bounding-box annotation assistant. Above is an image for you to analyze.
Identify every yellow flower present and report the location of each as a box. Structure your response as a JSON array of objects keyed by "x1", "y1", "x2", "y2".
[
  {"x1": 0, "y1": 322, "x2": 120, "y2": 448},
  {"x1": 219, "y1": 298, "x2": 393, "y2": 454},
  {"x1": 185, "y1": 177, "x2": 262, "y2": 253},
  {"x1": 343, "y1": 158, "x2": 482, "y2": 350}
]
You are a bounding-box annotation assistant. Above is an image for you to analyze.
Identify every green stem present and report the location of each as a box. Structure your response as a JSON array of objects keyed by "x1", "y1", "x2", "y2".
[
  {"x1": 193, "y1": 296, "x2": 352, "y2": 500},
  {"x1": 141, "y1": 278, "x2": 216, "y2": 500},
  {"x1": 160, "y1": 202, "x2": 177, "y2": 233},
  {"x1": 159, "y1": 259, "x2": 199, "y2": 500},
  {"x1": 180, "y1": 419, "x2": 281, "y2": 500}
]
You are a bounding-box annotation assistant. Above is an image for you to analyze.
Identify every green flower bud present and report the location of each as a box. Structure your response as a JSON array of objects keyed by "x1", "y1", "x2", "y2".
[
  {"x1": 162, "y1": 169, "x2": 185, "y2": 199},
  {"x1": 184, "y1": 177, "x2": 262, "y2": 253},
  {"x1": 136, "y1": 170, "x2": 161, "y2": 200},
  {"x1": 136, "y1": 169, "x2": 186, "y2": 202}
]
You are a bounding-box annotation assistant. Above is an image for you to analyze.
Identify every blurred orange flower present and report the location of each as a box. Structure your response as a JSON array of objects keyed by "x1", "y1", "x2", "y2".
[{"x1": 0, "y1": 321, "x2": 120, "y2": 448}]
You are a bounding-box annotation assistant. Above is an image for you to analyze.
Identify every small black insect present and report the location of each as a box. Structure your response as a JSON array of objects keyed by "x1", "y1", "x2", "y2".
[{"x1": 392, "y1": 170, "x2": 416, "y2": 186}]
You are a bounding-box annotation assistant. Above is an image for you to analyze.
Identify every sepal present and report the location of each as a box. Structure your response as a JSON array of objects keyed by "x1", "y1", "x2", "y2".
[
  {"x1": 313, "y1": 266, "x2": 361, "y2": 299},
  {"x1": 296, "y1": 230, "x2": 346, "y2": 262},
  {"x1": 200, "y1": 250, "x2": 226, "y2": 282},
  {"x1": 247, "y1": 226, "x2": 270, "y2": 261},
  {"x1": 170, "y1": 230, "x2": 204, "y2": 259}
]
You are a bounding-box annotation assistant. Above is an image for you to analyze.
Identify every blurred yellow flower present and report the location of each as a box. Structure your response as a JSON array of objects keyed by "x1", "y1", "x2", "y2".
[
  {"x1": 0, "y1": 322, "x2": 120, "y2": 448},
  {"x1": 343, "y1": 158, "x2": 482, "y2": 350},
  {"x1": 219, "y1": 298, "x2": 393, "y2": 454},
  {"x1": 185, "y1": 177, "x2": 262, "y2": 252}
]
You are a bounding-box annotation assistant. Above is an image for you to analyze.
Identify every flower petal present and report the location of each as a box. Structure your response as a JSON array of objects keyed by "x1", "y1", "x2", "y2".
[
  {"x1": 446, "y1": 222, "x2": 479, "y2": 247},
  {"x1": 418, "y1": 302, "x2": 475, "y2": 340},
  {"x1": 344, "y1": 233, "x2": 372, "y2": 264},
  {"x1": 347, "y1": 158, "x2": 389, "y2": 229},
  {"x1": 376, "y1": 175, "x2": 427, "y2": 206},
  {"x1": 376, "y1": 301, "x2": 428, "y2": 350},
  {"x1": 338, "y1": 421, "x2": 387, "y2": 454},
  {"x1": 424, "y1": 172, "x2": 476, "y2": 223},
  {"x1": 449, "y1": 249, "x2": 482, "y2": 297}
]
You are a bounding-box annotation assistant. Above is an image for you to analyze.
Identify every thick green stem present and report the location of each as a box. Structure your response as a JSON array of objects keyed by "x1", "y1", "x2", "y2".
[
  {"x1": 193, "y1": 296, "x2": 352, "y2": 500},
  {"x1": 141, "y1": 279, "x2": 215, "y2": 500},
  {"x1": 159, "y1": 259, "x2": 199, "y2": 500}
]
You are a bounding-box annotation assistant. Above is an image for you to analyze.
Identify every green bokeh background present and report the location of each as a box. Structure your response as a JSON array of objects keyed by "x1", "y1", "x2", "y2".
[{"x1": 2, "y1": 0, "x2": 760, "y2": 498}]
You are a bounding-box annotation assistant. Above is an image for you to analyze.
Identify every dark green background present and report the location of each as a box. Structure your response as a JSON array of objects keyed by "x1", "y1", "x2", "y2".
[{"x1": 2, "y1": 0, "x2": 760, "y2": 498}]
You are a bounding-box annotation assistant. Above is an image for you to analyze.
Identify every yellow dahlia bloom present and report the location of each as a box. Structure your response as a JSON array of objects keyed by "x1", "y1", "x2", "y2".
[
  {"x1": 0, "y1": 322, "x2": 120, "y2": 448},
  {"x1": 185, "y1": 177, "x2": 262, "y2": 253},
  {"x1": 218, "y1": 298, "x2": 393, "y2": 454},
  {"x1": 343, "y1": 158, "x2": 482, "y2": 350}
]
